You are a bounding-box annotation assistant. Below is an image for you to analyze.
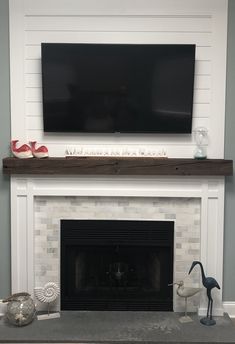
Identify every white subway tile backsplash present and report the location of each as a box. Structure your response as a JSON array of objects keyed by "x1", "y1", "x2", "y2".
[{"x1": 34, "y1": 196, "x2": 201, "y2": 312}]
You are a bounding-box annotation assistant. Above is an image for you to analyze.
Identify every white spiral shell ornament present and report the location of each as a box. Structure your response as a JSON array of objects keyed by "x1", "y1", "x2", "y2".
[
  {"x1": 34, "y1": 282, "x2": 60, "y2": 304},
  {"x1": 34, "y1": 282, "x2": 60, "y2": 317},
  {"x1": 34, "y1": 282, "x2": 60, "y2": 319}
]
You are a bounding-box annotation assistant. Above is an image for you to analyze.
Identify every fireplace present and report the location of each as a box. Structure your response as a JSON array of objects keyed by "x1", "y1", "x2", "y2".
[
  {"x1": 33, "y1": 195, "x2": 201, "y2": 312},
  {"x1": 10, "y1": 176, "x2": 225, "y2": 316},
  {"x1": 61, "y1": 219, "x2": 174, "y2": 311}
]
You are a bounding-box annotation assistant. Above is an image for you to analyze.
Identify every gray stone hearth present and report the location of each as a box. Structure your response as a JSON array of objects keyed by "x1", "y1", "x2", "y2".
[{"x1": 1, "y1": 311, "x2": 235, "y2": 344}]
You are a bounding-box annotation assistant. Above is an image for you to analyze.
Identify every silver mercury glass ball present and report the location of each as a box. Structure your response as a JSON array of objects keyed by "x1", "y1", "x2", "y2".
[{"x1": 6, "y1": 294, "x2": 36, "y2": 326}]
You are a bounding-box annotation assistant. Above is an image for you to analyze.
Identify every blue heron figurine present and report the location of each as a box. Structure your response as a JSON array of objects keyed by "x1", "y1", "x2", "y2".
[{"x1": 188, "y1": 261, "x2": 220, "y2": 326}]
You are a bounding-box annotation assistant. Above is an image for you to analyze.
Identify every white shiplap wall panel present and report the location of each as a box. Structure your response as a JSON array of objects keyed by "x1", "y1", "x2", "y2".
[
  {"x1": 25, "y1": 74, "x2": 42, "y2": 88},
  {"x1": 25, "y1": 16, "x2": 212, "y2": 33},
  {"x1": 23, "y1": 0, "x2": 224, "y2": 15},
  {"x1": 25, "y1": 102, "x2": 42, "y2": 117},
  {"x1": 193, "y1": 90, "x2": 210, "y2": 104},
  {"x1": 194, "y1": 75, "x2": 211, "y2": 90},
  {"x1": 9, "y1": 0, "x2": 228, "y2": 158},
  {"x1": 194, "y1": 61, "x2": 211, "y2": 75},
  {"x1": 25, "y1": 31, "x2": 212, "y2": 47}
]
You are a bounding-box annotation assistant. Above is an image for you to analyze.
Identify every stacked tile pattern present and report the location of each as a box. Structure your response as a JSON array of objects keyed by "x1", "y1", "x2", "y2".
[{"x1": 34, "y1": 196, "x2": 201, "y2": 312}]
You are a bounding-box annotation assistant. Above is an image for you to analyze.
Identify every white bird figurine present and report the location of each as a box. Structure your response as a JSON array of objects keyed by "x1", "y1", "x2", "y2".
[
  {"x1": 34, "y1": 282, "x2": 60, "y2": 317},
  {"x1": 170, "y1": 280, "x2": 201, "y2": 323}
]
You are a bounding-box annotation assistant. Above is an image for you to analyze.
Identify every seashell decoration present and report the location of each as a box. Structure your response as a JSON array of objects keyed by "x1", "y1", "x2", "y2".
[
  {"x1": 34, "y1": 282, "x2": 60, "y2": 316},
  {"x1": 34, "y1": 282, "x2": 60, "y2": 304}
]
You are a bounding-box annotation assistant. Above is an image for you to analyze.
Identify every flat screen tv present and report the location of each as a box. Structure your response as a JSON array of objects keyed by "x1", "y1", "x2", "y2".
[{"x1": 41, "y1": 43, "x2": 195, "y2": 133}]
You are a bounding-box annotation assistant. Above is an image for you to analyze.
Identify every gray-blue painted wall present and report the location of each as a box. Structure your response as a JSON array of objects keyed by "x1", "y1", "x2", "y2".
[
  {"x1": 0, "y1": 0, "x2": 234, "y2": 300},
  {"x1": 224, "y1": 0, "x2": 235, "y2": 301},
  {"x1": 0, "y1": 0, "x2": 11, "y2": 298}
]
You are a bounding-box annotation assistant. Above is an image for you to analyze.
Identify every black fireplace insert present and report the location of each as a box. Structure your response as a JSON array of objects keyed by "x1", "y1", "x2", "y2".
[{"x1": 61, "y1": 219, "x2": 174, "y2": 311}]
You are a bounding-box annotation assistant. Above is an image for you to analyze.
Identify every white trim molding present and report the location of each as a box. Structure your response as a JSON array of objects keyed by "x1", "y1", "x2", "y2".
[
  {"x1": 11, "y1": 175, "x2": 225, "y2": 316},
  {"x1": 223, "y1": 302, "x2": 235, "y2": 318},
  {"x1": 0, "y1": 303, "x2": 7, "y2": 317}
]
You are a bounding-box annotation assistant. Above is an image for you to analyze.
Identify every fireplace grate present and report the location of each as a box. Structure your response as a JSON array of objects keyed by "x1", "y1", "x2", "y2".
[{"x1": 62, "y1": 297, "x2": 173, "y2": 311}]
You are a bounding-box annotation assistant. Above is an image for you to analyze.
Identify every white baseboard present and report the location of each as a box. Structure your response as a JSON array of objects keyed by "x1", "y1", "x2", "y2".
[
  {"x1": 198, "y1": 307, "x2": 224, "y2": 317},
  {"x1": 0, "y1": 302, "x2": 7, "y2": 316},
  {"x1": 223, "y1": 302, "x2": 235, "y2": 318}
]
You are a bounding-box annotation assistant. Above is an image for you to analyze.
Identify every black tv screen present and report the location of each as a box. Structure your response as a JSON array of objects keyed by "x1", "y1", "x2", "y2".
[{"x1": 41, "y1": 43, "x2": 195, "y2": 133}]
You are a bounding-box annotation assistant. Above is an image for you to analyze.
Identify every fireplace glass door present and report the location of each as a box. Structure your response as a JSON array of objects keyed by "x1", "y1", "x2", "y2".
[{"x1": 61, "y1": 220, "x2": 174, "y2": 311}]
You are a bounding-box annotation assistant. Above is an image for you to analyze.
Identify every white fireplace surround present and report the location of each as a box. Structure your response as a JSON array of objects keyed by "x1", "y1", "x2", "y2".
[{"x1": 11, "y1": 175, "x2": 225, "y2": 316}]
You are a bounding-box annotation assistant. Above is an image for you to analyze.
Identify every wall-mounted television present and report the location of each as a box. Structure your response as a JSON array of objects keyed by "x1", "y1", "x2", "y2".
[{"x1": 41, "y1": 43, "x2": 195, "y2": 133}]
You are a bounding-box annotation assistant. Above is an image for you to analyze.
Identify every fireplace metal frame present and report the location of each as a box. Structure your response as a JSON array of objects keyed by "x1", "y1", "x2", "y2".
[{"x1": 60, "y1": 219, "x2": 174, "y2": 311}]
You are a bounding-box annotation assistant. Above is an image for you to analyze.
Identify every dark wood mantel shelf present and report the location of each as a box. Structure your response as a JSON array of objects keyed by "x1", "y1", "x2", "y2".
[{"x1": 2, "y1": 157, "x2": 233, "y2": 176}]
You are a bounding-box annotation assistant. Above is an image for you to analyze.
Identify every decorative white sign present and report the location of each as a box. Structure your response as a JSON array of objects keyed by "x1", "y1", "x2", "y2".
[{"x1": 65, "y1": 146, "x2": 168, "y2": 158}]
